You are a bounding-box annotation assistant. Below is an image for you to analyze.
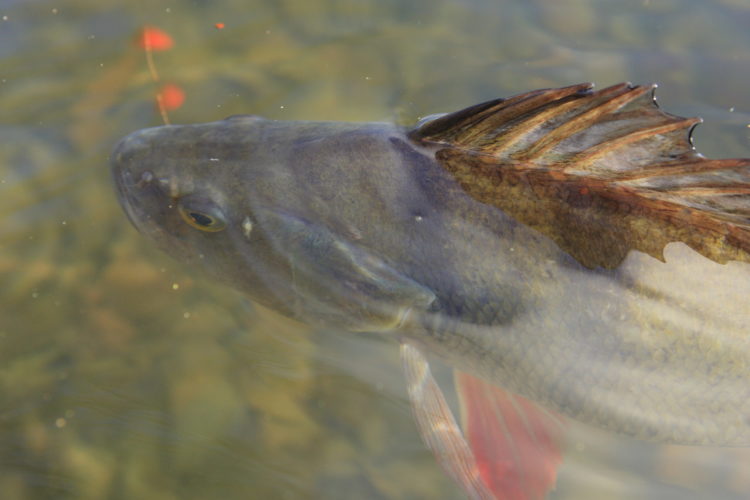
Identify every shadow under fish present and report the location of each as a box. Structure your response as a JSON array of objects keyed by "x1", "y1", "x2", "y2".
[{"x1": 111, "y1": 82, "x2": 750, "y2": 499}]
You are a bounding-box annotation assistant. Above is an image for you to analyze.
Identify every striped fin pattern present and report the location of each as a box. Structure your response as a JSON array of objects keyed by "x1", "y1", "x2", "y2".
[{"x1": 411, "y1": 83, "x2": 750, "y2": 268}]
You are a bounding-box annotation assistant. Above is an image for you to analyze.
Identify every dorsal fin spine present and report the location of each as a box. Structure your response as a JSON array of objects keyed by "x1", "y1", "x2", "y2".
[
  {"x1": 569, "y1": 117, "x2": 703, "y2": 172},
  {"x1": 523, "y1": 84, "x2": 654, "y2": 161}
]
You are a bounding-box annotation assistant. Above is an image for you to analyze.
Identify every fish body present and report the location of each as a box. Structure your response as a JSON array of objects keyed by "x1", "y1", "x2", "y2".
[{"x1": 112, "y1": 83, "x2": 750, "y2": 450}]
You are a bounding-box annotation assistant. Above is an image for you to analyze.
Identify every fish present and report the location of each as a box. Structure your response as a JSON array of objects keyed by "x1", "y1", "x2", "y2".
[{"x1": 111, "y1": 82, "x2": 750, "y2": 499}]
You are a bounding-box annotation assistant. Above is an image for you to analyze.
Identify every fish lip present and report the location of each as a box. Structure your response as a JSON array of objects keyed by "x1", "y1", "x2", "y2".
[
  {"x1": 113, "y1": 166, "x2": 149, "y2": 232},
  {"x1": 110, "y1": 131, "x2": 164, "y2": 237}
]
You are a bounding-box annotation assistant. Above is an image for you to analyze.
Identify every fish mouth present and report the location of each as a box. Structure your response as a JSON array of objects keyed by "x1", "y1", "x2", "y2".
[
  {"x1": 113, "y1": 165, "x2": 153, "y2": 232},
  {"x1": 110, "y1": 130, "x2": 169, "y2": 239}
]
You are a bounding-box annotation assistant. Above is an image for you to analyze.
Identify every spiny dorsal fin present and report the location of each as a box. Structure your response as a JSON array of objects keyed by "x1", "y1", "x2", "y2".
[{"x1": 411, "y1": 83, "x2": 750, "y2": 268}]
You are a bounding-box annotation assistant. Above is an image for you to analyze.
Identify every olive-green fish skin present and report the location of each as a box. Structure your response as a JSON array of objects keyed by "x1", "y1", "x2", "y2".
[{"x1": 112, "y1": 87, "x2": 750, "y2": 446}]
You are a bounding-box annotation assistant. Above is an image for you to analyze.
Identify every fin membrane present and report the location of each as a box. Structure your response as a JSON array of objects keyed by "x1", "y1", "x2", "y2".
[
  {"x1": 401, "y1": 342, "x2": 566, "y2": 499},
  {"x1": 411, "y1": 83, "x2": 750, "y2": 268},
  {"x1": 401, "y1": 342, "x2": 494, "y2": 499},
  {"x1": 456, "y1": 371, "x2": 566, "y2": 500}
]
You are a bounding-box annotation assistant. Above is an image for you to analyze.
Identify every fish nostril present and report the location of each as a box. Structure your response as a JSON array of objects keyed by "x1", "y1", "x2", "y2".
[{"x1": 137, "y1": 171, "x2": 155, "y2": 188}]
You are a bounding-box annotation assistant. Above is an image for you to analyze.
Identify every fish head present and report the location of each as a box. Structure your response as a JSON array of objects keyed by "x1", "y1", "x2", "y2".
[
  {"x1": 111, "y1": 116, "x2": 437, "y2": 328},
  {"x1": 110, "y1": 115, "x2": 304, "y2": 315}
]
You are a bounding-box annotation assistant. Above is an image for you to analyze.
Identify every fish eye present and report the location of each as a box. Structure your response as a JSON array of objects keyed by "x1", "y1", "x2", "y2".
[{"x1": 177, "y1": 197, "x2": 227, "y2": 232}]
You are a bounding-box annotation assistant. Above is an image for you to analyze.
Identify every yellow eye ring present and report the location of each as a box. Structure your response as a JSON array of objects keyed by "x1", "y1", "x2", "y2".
[{"x1": 177, "y1": 203, "x2": 227, "y2": 232}]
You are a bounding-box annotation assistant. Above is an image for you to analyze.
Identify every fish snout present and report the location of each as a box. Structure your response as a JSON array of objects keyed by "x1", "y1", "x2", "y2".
[
  {"x1": 111, "y1": 128, "x2": 175, "y2": 235},
  {"x1": 110, "y1": 127, "x2": 163, "y2": 182}
]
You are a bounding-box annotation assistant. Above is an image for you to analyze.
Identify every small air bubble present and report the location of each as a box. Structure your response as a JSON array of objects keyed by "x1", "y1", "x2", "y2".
[
  {"x1": 2, "y1": 15, "x2": 8, "y2": 21},
  {"x1": 183, "y1": 312, "x2": 191, "y2": 319},
  {"x1": 55, "y1": 418, "x2": 67, "y2": 428}
]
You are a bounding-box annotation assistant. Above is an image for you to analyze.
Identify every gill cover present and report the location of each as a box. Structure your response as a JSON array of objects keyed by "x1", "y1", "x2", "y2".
[{"x1": 255, "y1": 207, "x2": 436, "y2": 331}]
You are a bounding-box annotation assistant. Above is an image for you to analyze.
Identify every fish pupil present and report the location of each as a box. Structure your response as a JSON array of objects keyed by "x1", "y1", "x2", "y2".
[{"x1": 189, "y1": 212, "x2": 213, "y2": 226}]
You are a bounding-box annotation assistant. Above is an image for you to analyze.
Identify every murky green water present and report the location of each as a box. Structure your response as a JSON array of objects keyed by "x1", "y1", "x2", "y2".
[{"x1": 1, "y1": 0, "x2": 749, "y2": 498}]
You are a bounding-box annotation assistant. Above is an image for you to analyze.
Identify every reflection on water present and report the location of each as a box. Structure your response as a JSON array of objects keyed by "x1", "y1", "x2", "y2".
[{"x1": 1, "y1": 0, "x2": 749, "y2": 498}]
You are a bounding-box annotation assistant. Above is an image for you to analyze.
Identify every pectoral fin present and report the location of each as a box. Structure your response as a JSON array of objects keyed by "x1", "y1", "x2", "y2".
[
  {"x1": 455, "y1": 371, "x2": 566, "y2": 500},
  {"x1": 400, "y1": 342, "x2": 566, "y2": 500},
  {"x1": 400, "y1": 342, "x2": 494, "y2": 500},
  {"x1": 256, "y1": 208, "x2": 435, "y2": 330}
]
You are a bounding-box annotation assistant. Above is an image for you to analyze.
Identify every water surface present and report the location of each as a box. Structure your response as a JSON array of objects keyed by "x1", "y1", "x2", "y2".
[{"x1": 1, "y1": 0, "x2": 749, "y2": 498}]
